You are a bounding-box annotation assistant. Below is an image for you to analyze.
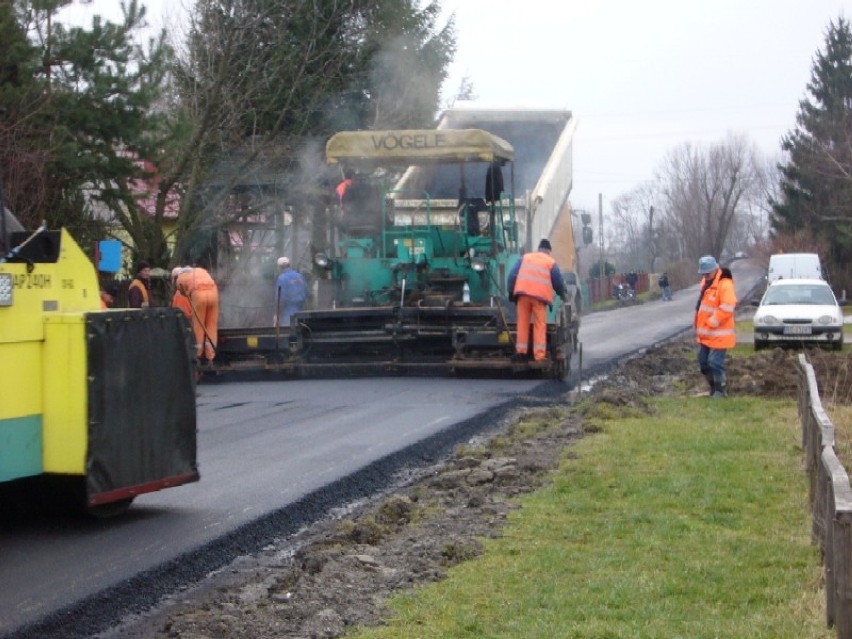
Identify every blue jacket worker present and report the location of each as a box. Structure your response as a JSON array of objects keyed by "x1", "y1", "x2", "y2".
[{"x1": 273, "y1": 256, "x2": 308, "y2": 326}]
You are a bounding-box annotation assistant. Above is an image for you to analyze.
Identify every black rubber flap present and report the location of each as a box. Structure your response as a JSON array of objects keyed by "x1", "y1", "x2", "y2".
[{"x1": 85, "y1": 308, "x2": 198, "y2": 501}]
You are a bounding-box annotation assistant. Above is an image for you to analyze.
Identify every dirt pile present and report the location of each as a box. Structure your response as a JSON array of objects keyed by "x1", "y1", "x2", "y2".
[{"x1": 105, "y1": 338, "x2": 851, "y2": 639}]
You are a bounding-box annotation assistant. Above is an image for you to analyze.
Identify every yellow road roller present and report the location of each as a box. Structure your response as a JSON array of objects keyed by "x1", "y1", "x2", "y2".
[{"x1": 0, "y1": 222, "x2": 198, "y2": 517}]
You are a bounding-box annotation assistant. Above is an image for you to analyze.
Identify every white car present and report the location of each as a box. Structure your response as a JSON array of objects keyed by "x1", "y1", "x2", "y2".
[{"x1": 752, "y1": 278, "x2": 846, "y2": 351}]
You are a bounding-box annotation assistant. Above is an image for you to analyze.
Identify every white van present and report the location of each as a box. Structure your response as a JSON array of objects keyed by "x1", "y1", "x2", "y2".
[{"x1": 767, "y1": 253, "x2": 823, "y2": 283}]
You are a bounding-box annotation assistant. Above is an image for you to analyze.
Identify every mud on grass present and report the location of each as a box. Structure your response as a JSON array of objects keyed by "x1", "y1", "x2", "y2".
[{"x1": 104, "y1": 338, "x2": 852, "y2": 639}]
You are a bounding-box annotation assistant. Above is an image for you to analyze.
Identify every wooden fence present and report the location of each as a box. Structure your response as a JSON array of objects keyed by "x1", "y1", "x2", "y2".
[{"x1": 798, "y1": 353, "x2": 852, "y2": 637}]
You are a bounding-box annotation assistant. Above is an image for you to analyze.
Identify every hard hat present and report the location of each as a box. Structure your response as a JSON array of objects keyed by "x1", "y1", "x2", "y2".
[
  {"x1": 277, "y1": 256, "x2": 290, "y2": 268},
  {"x1": 697, "y1": 255, "x2": 719, "y2": 274}
]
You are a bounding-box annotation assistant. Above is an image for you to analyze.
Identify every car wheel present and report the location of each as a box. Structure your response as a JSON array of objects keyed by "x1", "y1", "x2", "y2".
[
  {"x1": 754, "y1": 339, "x2": 767, "y2": 352},
  {"x1": 833, "y1": 338, "x2": 844, "y2": 352}
]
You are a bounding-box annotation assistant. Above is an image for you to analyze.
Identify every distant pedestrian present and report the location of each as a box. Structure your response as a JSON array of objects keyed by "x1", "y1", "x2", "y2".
[
  {"x1": 128, "y1": 261, "x2": 152, "y2": 308},
  {"x1": 274, "y1": 257, "x2": 308, "y2": 327},
  {"x1": 659, "y1": 272, "x2": 672, "y2": 301},
  {"x1": 694, "y1": 255, "x2": 736, "y2": 397}
]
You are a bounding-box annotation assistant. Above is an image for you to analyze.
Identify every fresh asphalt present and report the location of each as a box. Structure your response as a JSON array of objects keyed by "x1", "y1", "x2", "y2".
[{"x1": 0, "y1": 259, "x2": 765, "y2": 639}]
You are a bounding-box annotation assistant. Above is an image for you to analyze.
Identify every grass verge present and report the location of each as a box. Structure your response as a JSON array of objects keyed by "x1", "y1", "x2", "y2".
[{"x1": 349, "y1": 397, "x2": 830, "y2": 639}]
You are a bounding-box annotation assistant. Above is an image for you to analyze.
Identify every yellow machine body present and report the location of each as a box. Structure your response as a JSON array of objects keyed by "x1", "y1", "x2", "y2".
[
  {"x1": 0, "y1": 228, "x2": 198, "y2": 507},
  {"x1": 0, "y1": 229, "x2": 98, "y2": 480}
]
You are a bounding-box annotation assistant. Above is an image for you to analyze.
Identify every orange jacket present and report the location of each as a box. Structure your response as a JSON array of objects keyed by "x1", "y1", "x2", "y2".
[
  {"x1": 176, "y1": 267, "x2": 217, "y2": 297},
  {"x1": 695, "y1": 269, "x2": 737, "y2": 349},
  {"x1": 171, "y1": 291, "x2": 193, "y2": 320},
  {"x1": 128, "y1": 278, "x2": 150, "y2": 307},
  {"x1": 511, "y1": 251, "x2": 560, "y2": 304}
]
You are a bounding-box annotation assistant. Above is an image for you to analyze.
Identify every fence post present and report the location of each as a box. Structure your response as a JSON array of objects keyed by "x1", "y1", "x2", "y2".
[
  {"x1": 823, "y1": 446, "x2": 852, "y2": 636},
  {"x1": 797, "y1": 354, "x2": 808, "y2": 451},
  {"x1": 798, "y1": 352, "x2": 852, "y2": 635},
  {"x1": 837, "y1": 520, "x2": 852, "y2": 638}
]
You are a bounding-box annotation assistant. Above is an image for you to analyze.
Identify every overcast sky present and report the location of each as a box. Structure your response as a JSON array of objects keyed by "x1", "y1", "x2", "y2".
[
  {"x1": 439, "y1": 0, "x2": 852, "y2": 214},
  {"x1": 63, "y1": 0, "x2": 852, "y2": 214}
]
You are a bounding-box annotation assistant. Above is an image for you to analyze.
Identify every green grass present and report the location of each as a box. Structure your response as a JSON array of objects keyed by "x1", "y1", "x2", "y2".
[{"x1": 349, "y1": 397, "x2": 830, "y2": 639}]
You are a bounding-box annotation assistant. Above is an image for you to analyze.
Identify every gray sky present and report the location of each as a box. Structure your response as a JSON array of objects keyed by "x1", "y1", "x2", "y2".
[
  {"x1": 63, "y1": 0, "x2": 852, "y2": 214},
  {"x1": 439, "y1": 0, "x2": 852, "y2": 214}
]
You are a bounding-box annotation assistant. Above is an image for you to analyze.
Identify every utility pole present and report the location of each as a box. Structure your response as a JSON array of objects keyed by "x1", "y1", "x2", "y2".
[
  {"x1": 648, "y1": 205, "x2": 654, "y2": 273},
  {"x1": 598, "y1": 193, "x2": 604, "y2": 303}
]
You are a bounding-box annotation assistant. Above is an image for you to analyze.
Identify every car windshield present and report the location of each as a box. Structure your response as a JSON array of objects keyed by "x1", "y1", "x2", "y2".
[{"x1": 762, "y1": 284, "x2": 836, "y2": 306}]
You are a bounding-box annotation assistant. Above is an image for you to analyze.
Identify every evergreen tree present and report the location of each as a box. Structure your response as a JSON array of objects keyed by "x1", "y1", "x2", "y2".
[
  {"x1": 771, "y1": 16, "x2": 852, "y2": 281},
  {"x1": 1, "y1": 0, "x2": 176, "y2": 265}
]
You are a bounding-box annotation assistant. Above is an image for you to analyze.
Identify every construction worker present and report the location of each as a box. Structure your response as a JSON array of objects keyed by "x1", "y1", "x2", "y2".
[
  {"x1": 273, "y1": 256, "x2": 308, "y2": 326},
  {"x1": 695, "y1": 255, "x2": 737, "y2": 397},
  {"x1": 508, "y1": 238, "x2": 567, "y2": 361},
  {"x1": 99, "y1": 282, "x2": 119, "y2": 309},
  {"x1": 128, "y1": 261, "x2": 152, "y2": 308},
  {"x1": 170, "y1": 266, "x2": 192, "y2": 321},
  {"x1": 176, "y1": 266, "x2": 219, "y2": 362}
]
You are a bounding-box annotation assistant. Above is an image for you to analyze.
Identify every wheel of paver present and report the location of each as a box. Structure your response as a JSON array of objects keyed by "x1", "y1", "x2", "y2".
[{"x1": 552, "y1": 356, "x2": 567, "y2": 381}]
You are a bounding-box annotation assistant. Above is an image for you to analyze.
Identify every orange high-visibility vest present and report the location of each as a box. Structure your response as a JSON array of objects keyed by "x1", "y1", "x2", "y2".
[
  {"x1": 177, "y1": 267, "x2": 217, "y2": 296},
  {"x1": 128, "y1": 278, "x2": 149, "y2": 305},
  {"x1": 695, "y1": 270, "x2": 737, "y2": 349},
  {"x1": 171, "y1": 291, "x2": 192, "y2": 320},
  {"x1": 514, "y1": 252, "x2": 557, "y2": 304}
]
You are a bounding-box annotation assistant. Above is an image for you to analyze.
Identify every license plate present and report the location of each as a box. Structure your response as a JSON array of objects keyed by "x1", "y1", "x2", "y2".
[
  {"x1": 0, "y1": 273, "x2": 11, "y2": 306},
  {"x1": 784, "y1": 325, "x2": 812, "y2": 335}
]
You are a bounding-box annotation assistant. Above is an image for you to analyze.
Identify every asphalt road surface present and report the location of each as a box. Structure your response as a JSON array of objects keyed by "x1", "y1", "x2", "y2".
[{"x1": 0, "y1": 259, "x2": 764, "y2": 639}]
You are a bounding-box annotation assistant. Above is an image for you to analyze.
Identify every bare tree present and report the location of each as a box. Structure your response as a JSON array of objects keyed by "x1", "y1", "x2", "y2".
[
  {"x1": 659, "y1": 133, "x2": 762, "y2": 261},
  {"x1": 608, "y1": 183, "x2": 653, "y2": 271}
]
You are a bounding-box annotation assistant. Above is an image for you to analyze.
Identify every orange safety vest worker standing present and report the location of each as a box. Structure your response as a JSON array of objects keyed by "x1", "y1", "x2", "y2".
[
  {"x1": 128, "y1": 261, "x2": 152, "y2": 308},
  {"x1": 694, "y1": 255, "x2": 737, "y2": 397},
  {"x1": 177, "y1": 266, "x2": 219, "y2": 362},
  {"x1": 507, "y1": 239, "x2": 567, "y2": 361}
]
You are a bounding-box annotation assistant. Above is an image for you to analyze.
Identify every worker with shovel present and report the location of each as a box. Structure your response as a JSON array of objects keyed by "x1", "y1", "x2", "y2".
[{"x1": 176, "y1": 266, "x2": 219, "y2": 363}]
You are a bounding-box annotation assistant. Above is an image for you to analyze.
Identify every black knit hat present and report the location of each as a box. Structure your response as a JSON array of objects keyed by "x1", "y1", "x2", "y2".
[
  {"x1": 538, "y1": 239, "x2": 552, "y2": 251},
  {"x1": 136, "y1": 260, "x2": 151, "y2": 273}
]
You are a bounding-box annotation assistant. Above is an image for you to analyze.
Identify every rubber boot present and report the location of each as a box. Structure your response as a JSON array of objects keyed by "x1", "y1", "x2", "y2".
[
  {"x1": 712, "y1": 374, "x2": 727, "y2": 398},
  {"x1": 702, "y1": 371, "x2": 716, "y2": 396}
]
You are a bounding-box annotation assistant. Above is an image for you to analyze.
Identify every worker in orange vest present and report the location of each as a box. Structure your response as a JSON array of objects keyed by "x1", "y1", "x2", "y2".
[
  {"x1": 508, "y1": 238, "x2": 567, "y2": 362},
  {"x1": 695, "y1": 255, "x2": 737, "y2": 397},
  {"x1": 128, "y1": 261, "x2": 152, "y2": 308},
  {"x1": 176, "y1": 266, "x2": 219, "y2": 362},
  {"x1": 99, "y1": 282, "x2": 119, "y2": 309}
]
